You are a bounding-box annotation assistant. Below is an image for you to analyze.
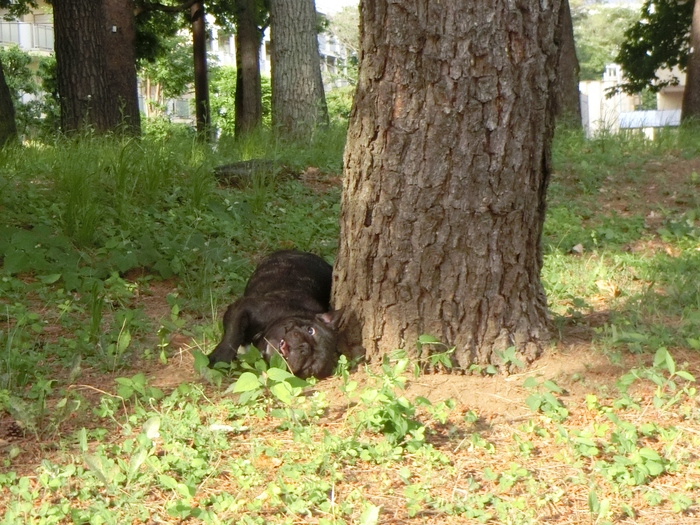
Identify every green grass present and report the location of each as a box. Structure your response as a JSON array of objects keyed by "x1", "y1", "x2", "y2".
[
  {"x1": 1, "y1": 122, "x2": 700, "y2": 523},
  {"x1": 545, "y1": 125, "x2": 700, "y2": 358}
]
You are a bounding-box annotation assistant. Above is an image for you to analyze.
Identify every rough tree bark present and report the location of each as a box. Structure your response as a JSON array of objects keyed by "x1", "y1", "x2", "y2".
[
  {"x1": 53, "y1": 0, "x2": 122, "y2": 133},
  {"x1": 234, "y1": 0, "x2": 264, "y2": 136},
  {"x1": 554, "y1": 0, "x2": 581, "y2": 127},
  {"x1": 0, "y1": 57, "x2": 17, "y2": 146},
  {"x1": 270, "y1": 0, "x2": 328, "y2": 141},
  {"x1": 102, "y1": 0, "x2": 142, "y2": 134},
  {"x1": 191, "y1": 1, "x2": 211, "y2": 139},
  {"x1": 333, "y1": 0, "x2": 560, "y2": 370},
  {"x1": 682, "y1": 0, "x2": 700, "y2": 121}
]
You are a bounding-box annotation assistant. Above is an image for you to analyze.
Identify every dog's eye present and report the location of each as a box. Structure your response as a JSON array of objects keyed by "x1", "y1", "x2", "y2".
[{"x1": 307, "y1": 326, "x2": 316, "y2": 336}]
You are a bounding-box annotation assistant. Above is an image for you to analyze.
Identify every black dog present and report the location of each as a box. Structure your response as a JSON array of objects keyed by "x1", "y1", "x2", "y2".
[{"x1": 208, "y1": 250, "x2": 341, "y2": 379}]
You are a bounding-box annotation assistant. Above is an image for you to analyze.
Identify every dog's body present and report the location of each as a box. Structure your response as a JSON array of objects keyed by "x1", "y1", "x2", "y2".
[{"x1": 208, "y1": 250, "x2": 340, "y2": 379}]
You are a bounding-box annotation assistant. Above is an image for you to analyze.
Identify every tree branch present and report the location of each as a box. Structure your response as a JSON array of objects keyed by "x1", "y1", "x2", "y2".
[{"x1": 135, "y1": 0, "x2": 199, "y2": 16}]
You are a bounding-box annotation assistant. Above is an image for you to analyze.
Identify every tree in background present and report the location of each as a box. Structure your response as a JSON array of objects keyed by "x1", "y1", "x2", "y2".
[
  {"x1": 327, "y1": 5, "x2": 358, "y2": 56},
  {"x1": 53, "y1": 0, "x2": 123, "y2": 134},
  {"x1": 231, "y1": 0, "x2": 268, "y2": 135},
  {"x1": 269, "y1": 0, "x2": 328, "y2": 141},
  {"x1": 0, "y1": 46, "x2": 57, "y2": 138},
  {"x1": 572, "y1": 2, "x2": 638, "y2": 81},
  {"x1": 682, "y1": 0, "x2": 700, "y2": 120},
  {"x1": 333, "y1": 0, "x2": 560, "y2": 368},
  {"x1": 190, "y1": 1, "x2": 211, "y2": 138},
  {"x1": 0, "y1": 55, "x2": 16, "y2": 146},
  {"x1": 136, "y1": 0, "x2": 245, "y2": 139},
  {"x1": 103, "y1": 0, "x2": 141, "y2": 133},
  {"x1": 138, "y1": 35, "x2": 193, "y2": 117},
  {"x1": 326, "y1": 4, "x2": 358, "y2": 85},
  {"x1": 0, "y1": 46, "x2": 39, "y2": 131},
  {"x1": 614, "y1": 0, "x2": 699, "y2": 121},
  {"x1": 210, "y1": 66, "x2": 272, "y2": 137},
  {"x1": 614, "y1": 0, "x2": 692, "y2": 91},
  {"x1": 0, "y1": 0, "x2": 39, "y2": 140},
  {"x1": 554, "y1": 0, "x2": 581, "y2": 127}
]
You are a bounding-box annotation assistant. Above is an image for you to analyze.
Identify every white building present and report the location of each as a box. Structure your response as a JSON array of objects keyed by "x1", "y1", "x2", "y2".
[
  {"x1": 0, "y1": 2, "x2": 53, "y2": 55},
  {"x1": 580, "y1": 63, "x2": 684, "y2": 138}
]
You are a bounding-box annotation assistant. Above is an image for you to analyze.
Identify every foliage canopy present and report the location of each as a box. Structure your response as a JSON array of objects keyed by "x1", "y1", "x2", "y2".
[
  {"x1": 614, "y1": 0, "x2": 694, "y2": 94},
  {"x1": 572, "y1": 4, "x2": 639, "y2": 81}
]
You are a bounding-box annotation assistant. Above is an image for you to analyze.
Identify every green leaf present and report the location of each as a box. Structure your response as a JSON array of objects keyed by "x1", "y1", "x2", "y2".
[
  {"x1": 525, "y1": 394, "x2": 542, "y2": 412},
  {"x1": 523, "y1": 377, "x2": 539, "y2": 389},
  {"x1": 638, "y1": 447, "x2": 661, "y2": 462},
  {"x1": 646, "y1": 461, "x2": 665, "y2": 477},
  {"x1": 270, "y1": 382, "x2": 294, "y2": 405},
  {"x1": 417, "y1": 334, "x2": 440, "y2": 344},
  {"x1": 542, "y1": 380, "x2": 564, "y2": 394},
  {"x1": 84, "y1": 454, "x2": 110, "y2": 485},
  {"x1": 127, "y1": 449, "x2": 149, "y2": 481},
  {"x1": 117, "y1": 329, "x2": 132, "y2": 353},
  {"x1": 414, "y1": 396, "x2": 432, "y2": 407},
  {"x1": 152, "y1": 258, "x2": 174, "y2": 278},
  {"x1": 268, "y1": 351, "x2": 287, "y2": 370},
  {"x1": 231, "y1": 372, "x2": 261, "y2": 393},
  {"x1": 286, "y1": 376, "x2": 310, "y2": 389},
  {"x1": 588, "y1": 489, "x2": 599, "y2": 513},
  {"x1": 158, "y1": 474, "x2": 178, "y2": 490},
  {"x1": 653, "y1": 347, "x2": 672, "y2": 373},
  {"x1": 39, "y1": 273, "x2": 61, "y2": 284},
  {"x1": 192, "y1": 349, "x2": 210, "y2": 372},
  {"x1": 78, "y1": 428, "x2": 88, "y2": 453},
  {"x1": 359, "y1": 504, "x2": 381, "y2": 525},
  {"x1": 241, "y1": 345, "x2": 262, "y2": 364},
  {"x1": 142, "y1": 416, "x2": 161, "y2": 440},
  {"x1": 266, "y1": 367, "x2": 295, "y2": 382},
  {"x1": 158, "y1": 474, "x2": 194, "y2": 499},
  {"x1": 2, "y1": 248, "x2": 28, "y2": 274},
  {"x1": 676, "y1": 370, "x2": 695, "y2": 382}
]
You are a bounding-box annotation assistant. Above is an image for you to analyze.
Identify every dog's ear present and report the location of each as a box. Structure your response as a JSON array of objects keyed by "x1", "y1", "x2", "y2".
[{"x1": 316, "y1": 308, "x2": 343, "y2": 329}]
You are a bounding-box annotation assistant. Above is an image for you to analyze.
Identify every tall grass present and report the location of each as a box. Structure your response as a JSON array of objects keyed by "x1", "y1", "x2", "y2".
[{"x1": 0, "y1": 124, "x2": 347, "y2": 371}]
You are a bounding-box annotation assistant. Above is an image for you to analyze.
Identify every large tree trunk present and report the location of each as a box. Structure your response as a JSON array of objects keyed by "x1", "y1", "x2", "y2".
[
  {"x1": 191, "y1": 1, "x2": 212, "y2": 139},
  {"x1": 0, "y1": 57, "x2": 17, "y2": 147},
  {"x1": 682, "y1": 0, "x2": 700, "y2": 121},
  {"x1": 333, "y1": 0, "x2": 560, "y2": 370},
  {"x1": 270, "y1": 0, "x2": 329, "y2": 141},
  {"x1": 102, "y1": 0, "x2": 142, "y2": 134},
  {"x1": 234, "y1": 0, "x2": 263, "y2": 136},
  {"x1": 554, "y1": 0, "x2": 581, "y2": 127},
  {"x1": 53, "y1": 0, "x2": 121, "y2": 133}
]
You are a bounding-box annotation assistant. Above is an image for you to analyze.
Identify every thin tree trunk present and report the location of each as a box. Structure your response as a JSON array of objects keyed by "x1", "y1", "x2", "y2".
[
  {"x1": 333, "y1": 0, "x2": 559, "y2": 370},
  {"x1": 102, "y1": 0, "x2": 142, "y2": 134},
  {"x1": 554, "y1": 0, "x2": 581, "y2": 127},
  {"x1": 0, "y1": 57, "x2": 17, "y2": 146},
  {"x1": 682, "y1": 0, "x2": 700, "y2": 121},
  {"x1": 53, "y1": 0, "x2": 121, "y2": 133},
  {"x1": 234, "y1": 0, "x2": 263, "y2": 136},
  {"x1": 270, "y1": 0, "x2": 328, "y2": 141},
  {"x1": 191, "y1": 1, "x2": 211, "y2": 139}
]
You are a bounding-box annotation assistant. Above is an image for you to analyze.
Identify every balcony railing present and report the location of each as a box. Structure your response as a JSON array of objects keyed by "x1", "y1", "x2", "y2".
[{"x1": 0, "y1": 22, "x2": 54, "y2": 51}]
